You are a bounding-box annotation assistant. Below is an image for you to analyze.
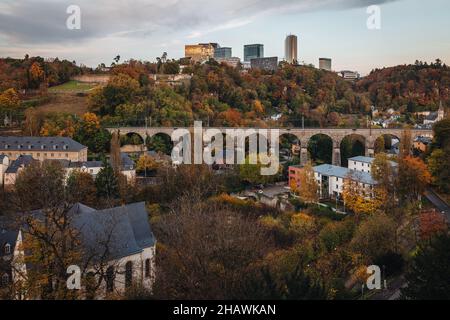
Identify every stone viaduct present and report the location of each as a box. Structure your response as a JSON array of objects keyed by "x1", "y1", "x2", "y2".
[{"x1": 107, "y1": 126, "x2": 433, "y2": 166}]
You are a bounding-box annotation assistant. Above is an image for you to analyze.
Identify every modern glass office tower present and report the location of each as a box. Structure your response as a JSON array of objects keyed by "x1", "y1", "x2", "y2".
[
  {"x1": 244, "y1": 44, "x2": 264, "y2": 62},
  {"x1": 214, "y1": 47, "x2": 232, "y2": 59}
]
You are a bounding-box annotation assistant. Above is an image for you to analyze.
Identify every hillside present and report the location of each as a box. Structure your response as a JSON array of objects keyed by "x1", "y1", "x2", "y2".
[{"x1": 355, "y1": 60, "x2": 450, "y2": 113}]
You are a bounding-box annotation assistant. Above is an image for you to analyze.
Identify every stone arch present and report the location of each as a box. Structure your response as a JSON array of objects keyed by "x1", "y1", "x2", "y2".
[
  {"x1": 146, "y1": 132, "x2": 173, "y2": 155},
  {"x1": 120, "y1": 132, "x2": 145, "y2": 146},
  {"x1": 340, "y1": 134, "x2": 366, "y2": 167},
  {"x1": 373, "y1": 133, "x2": 401, "y2": 155},
  {"x1": 279, "y1": 133, "x2": 300, "y2": 158},
  {"x1": 307, "y1": 133, "x2": 334, "y2": 165}
]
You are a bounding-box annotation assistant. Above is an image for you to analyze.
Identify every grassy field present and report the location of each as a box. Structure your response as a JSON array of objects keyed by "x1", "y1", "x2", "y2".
[
  {"x1": 48, "y1": 80, "x2": 97, "y2": 92},
  {"x1": 36, "y1": 93, "x2": 90, "y2": 116}
]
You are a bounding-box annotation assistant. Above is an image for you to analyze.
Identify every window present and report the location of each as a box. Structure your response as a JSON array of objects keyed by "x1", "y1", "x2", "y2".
[
  {"x1": 4, "y1": 243, "x2": 11, "y2": 255},
  {"x1": 106, "y1": 266, "x2": 115, "y2": 293},
  {"x1": 145, "y1": 259, "x2": 151, "y2": 278},
  {"x1": 125, "y1": 261, "x2": 133, "y2": 288},
  {"x1": 1, "y1": 273, "x2": 9, "y2": 286}
]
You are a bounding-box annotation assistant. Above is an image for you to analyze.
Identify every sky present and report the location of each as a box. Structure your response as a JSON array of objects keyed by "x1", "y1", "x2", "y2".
[{"x1": 0, "y1": 0, "x2": 449, "y2": 75}]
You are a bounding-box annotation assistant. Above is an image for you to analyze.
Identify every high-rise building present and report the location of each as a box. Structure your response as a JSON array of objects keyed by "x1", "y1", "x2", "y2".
[
  {"x1": 185, "y1": 43, "x2": 216, "y2": 62},
  {"x1": 319, "y1": 58, "x2": 332, "y2": 71},
  {"x1": 214, "y1": 47, "x2": 232, "y2": 59},
  {"x1": 285, "y1": 35, "x2": 298, "y2": 64},
  {"x1": 244, "y1": 44, "x2": 264, "y2": 62}
]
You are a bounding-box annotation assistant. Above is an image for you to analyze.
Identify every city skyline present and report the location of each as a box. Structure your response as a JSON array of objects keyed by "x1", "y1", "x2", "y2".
[{"x1": 0, "y1": 0, "x2": 449, "y2": 74}]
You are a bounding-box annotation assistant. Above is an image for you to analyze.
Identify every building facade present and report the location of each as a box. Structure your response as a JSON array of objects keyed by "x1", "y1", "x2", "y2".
[
  {"x1": 185, "y1": 43, "x2": 215, "y2": 62},
  {"x1": 244, "y1": 44, "x2": 264, "y2": 62},
  {"x1": 0, "y1": 137, "x2": 88, "y2": 162},
  {"x1": 285, "y1": 35, "x2": 298, "y2": 64},
  {"x1": 339, "y1": 70, "x2": 360, "y2": 81},
  {"x1": 319, "y1": 58, "x2": 332, "y2": 71},
  {"x1": 251, "y1": 57, "x2": 278, "y2": 72},
  {"x1": 288, "y1": 156, "x2": 395, "y2": 200},
  {"x1": 214, "y1": 47, "x2": 232, "y2": 59}
]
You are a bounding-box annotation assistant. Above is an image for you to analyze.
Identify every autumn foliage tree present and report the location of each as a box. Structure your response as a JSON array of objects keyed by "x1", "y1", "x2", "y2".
[
  {"x1": 293, "y1": 162, "x2": 319, "y2": 204},
  {"x1": 397, "y1": 156, "x2": 432, "y2": 202}
]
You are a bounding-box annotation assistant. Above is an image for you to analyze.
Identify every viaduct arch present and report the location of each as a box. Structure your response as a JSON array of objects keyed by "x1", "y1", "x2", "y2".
[{"x1": 107, "y1": 127, "x2": 433, "y2": 166}]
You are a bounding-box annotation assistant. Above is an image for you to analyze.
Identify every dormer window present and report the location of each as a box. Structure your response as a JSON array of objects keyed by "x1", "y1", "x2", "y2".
[
  {"x1": 4, "y1": 243, "x2": 11, "y2": 255},
  {"x1": 53, "y1": 145, "x2": 58, "y2": 150},
  {"x1": 28, "y1": 145, "x2": 33, "y2": 149},
  {"x1": 17, "y1": 145, "x2": 22, "y2": 149},
  {"x1": 4, "y1": 144, "x2": 9, "y2": 149},
  {"x1": 41, "y1": 145, "x2": 46, "y2": 150}
]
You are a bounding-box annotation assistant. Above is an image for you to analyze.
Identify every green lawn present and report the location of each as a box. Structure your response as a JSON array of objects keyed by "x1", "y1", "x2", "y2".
[{"x1": 48, "y1": 80, "x2": 96, "y2": 92}]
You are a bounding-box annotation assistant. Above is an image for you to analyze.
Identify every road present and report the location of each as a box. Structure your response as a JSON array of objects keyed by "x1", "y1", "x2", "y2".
[{"x1": 424, "y1": 188, "x2": 450, "y2": 223}]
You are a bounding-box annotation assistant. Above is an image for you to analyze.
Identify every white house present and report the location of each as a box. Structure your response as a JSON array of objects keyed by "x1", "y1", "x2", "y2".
[
  {"x1": 313, "y1": 164, "x2": 376, "y2": 199},
  {"x1": 348, "y1": 156, "x2": 398, "y2": 173},
  {"x1": 3, "y1": 202, "x2": 156, "y2": 299},
  {"x1": 0, "y1": 155, "x2": 9, "y2": 186}
]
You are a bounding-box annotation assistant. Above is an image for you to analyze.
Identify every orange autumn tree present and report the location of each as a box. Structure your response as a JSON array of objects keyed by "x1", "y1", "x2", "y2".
[
  {"x1": 397, "y1": 155, "x2": 432, "y2": 202},
  {"x1": 294, "y1": 162, "x2": 319, "y2": 204},
  {"x1": 0, "y1": 88, "x2": 20, "y2": 110},
  {"x1": 342, "y1": 173, "x2": 386, "y2": 215}
]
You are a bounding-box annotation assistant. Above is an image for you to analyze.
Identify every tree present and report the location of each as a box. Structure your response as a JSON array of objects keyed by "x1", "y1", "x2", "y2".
[
  {"x1": 238, "y1": 154, "x2": 279, "y2": 186},
  {"x1": 28, "y1": 62, "x2": 45, "y2": 89},
  {"x1": 399, "y1": 128, "x2": 412, "y2": 158},
  {"x1": 397, "y1": 156, "x2": 432, "y2": 202},
  {"x1": 110, "y1": 131, "x2": 122, "y2": 174},
  {"x1": 402, "y1": 234, "x2": 450, "y2": 300},
  {"x1": 66, "y1": 170, "x2": 98, "y2": 207},
  {"x1": 342, "y1": 174, "x2": 386, "y2": 215},
  {"x1": 74, "y1": 113, "x2": 111, "y2": 154},
  {"x1": 23, "y1": 107, "x2": 44, "y2": 136},
  {"x1": 350, "y1": 214, "x2": 397, "y2": 263},
  {"x1": 136, "y1": 154, "x2": 159, "y2": 176},
  {"x1": 371, "y1": 153, "x2": 397, "y2": 212},
  {"x1": 428, "y1": 149, "x2": 450, "y2": 192},
  {"x1": 294, "y1": 162, "x2": 319, "y2": 204},
  {"x1": 153, "y1": 200, "x2": 272, "y2": 299},
  {"x1": 95, "y1": 161, "x2": 119, "y2": 201},
  {"x1": 419, "y1": 210, "x2": 448, "y2": 241},
  {"x1": 0, "y1": 88, "x2": 20, "y2": 110}
]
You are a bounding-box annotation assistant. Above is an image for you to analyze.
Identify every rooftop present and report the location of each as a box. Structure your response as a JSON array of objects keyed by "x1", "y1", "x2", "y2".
[
  {"x1": 0, "y1": 136, "x2": 87, "y2": 152},
  {"x1": 5, "y1": 155, "x2": 35, "y2": 173},
  {"x1": 314, "y1": 164, "x2": 376, "y2": 185}
]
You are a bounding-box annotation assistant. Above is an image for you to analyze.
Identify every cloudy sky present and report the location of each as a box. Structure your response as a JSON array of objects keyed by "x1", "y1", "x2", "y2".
[{"x1": 0, "y1": 0, "x2": 449, "y2": 74}]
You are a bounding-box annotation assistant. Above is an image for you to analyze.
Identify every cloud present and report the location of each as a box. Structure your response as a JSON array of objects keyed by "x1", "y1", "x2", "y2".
[{"x1": 0, "y1": 0, "x2": 399, "y2": 46}]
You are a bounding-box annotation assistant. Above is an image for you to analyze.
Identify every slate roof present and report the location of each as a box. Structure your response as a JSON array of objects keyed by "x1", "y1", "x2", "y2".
[
  {"x1": 314, "y1": 164, "x2": 377, "y2": 185},
  {"x1": 5, "y1": 155, "x2": 35, "y2": 174},
  {"x1": 425, "y1": 112, "x2": 438, "y2": 121},
  {"x1": 18, "y1": 202, "x2": 155, "y2": 263},
  {"x1": 71, "y1": 202, "x2": 155, "y2": 261},
  {"x1": 0, "y1": 136, "x2": 87, "y2": 152},
  {"x1": 68, "y1": 153, "x2": 134, "y2": 170}
]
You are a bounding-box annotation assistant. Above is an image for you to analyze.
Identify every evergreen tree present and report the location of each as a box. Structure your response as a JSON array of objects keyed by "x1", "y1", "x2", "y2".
[
  {"x1": 401, "y1": 234, "x2": 450, "y2": 300},
  {"x1": 95, "y1": 160, "x2": 119, "y2": 200}
]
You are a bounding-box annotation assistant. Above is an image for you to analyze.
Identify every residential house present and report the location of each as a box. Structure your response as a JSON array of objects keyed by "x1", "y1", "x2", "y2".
[
  {"x1": 0, "y1": 228, "x2": 19, "y2": 291},
  {"x1": 5, "y1": 202, "x2": 156, "y2": 299},
  {"x1": 3, "y1": 155, "x2": 36, "y2": 186},
  {"x1": 413, "y1": 136, "x2": 433, "y2": 153}
]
